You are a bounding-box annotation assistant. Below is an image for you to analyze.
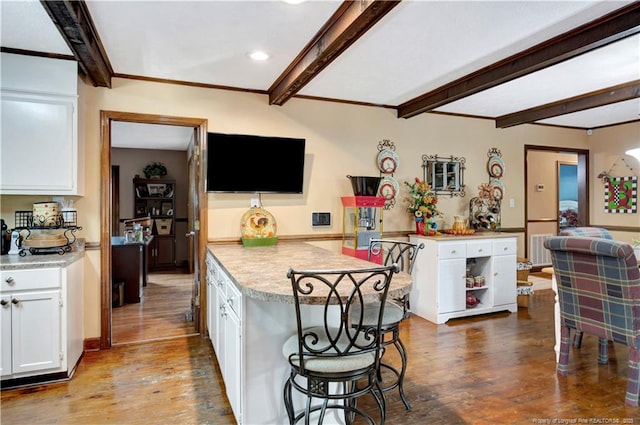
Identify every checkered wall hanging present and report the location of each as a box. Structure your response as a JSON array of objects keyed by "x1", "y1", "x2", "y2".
[{"x1": 604, "y1": 176, "x2": 637, "y2": 213}]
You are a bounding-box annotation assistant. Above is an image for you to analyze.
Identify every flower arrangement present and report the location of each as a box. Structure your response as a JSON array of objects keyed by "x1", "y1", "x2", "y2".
[
  {"x1": 143, "y1": 162, "x2": 167, "y2": 179},
  {"x1": 404, "y1": 177, "x2": 442, "y2": 221}
]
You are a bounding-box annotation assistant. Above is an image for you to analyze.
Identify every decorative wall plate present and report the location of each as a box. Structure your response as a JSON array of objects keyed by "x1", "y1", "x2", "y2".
[
  {"x1": 488, "y1": 156, "x2": 505, "y2": 178},
  {"x1": 378, "y1": 176, "x2": 399, "y2": 200},
  {"x1": 490, "y1": 178, "x2": 505, "y2": 200},
  {"x1": 377, "y1": 149, "x2": 399, "y2": 174}
]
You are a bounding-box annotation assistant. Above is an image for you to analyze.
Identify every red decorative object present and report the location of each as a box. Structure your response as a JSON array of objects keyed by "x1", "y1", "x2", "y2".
[{"x1": 415, "y1": 219, "x2": 425, "y2": 235}]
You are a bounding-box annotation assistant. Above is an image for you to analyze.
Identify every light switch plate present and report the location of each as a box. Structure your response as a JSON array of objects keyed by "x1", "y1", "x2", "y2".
[{"x1": 312, "y1": 212, "x2": 331, "y2": 226}]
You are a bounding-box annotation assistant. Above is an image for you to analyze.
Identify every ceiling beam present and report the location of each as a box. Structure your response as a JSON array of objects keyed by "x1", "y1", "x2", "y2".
[
  {"x1": 496, "y1": 80, "x2": 640, "y2": 128},
  {"x1": 40, "y1": 0, "x2": 113, "y2": 88},
  {"x1": 268, "y1": 0, "x2": 401, "y2": 106},
  {"x1": 397, "y1": 2, "x2": 640, "y2": 119}
]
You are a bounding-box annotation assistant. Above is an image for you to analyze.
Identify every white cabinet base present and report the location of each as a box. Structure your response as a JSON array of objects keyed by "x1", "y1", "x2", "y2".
[{"x1": 410, "y1": 234, "x2": 518, "y2": 324}]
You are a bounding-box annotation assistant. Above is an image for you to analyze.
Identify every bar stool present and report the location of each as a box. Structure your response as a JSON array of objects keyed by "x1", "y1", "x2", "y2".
[
  {"x1": 352, "y1": 239, "x2": 423, "y2": 410},
  {"x1": 283, "y1": 264, "x2": 399, "y2": 425}
]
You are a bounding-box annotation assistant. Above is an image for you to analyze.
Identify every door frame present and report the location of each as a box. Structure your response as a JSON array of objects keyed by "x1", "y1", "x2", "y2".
[
  {"x1": 99, "y1": 111, "x2": 208, "y2": 349},
  {"x1": 524, "y1": 144, "x2": 589, "y2": 260}
]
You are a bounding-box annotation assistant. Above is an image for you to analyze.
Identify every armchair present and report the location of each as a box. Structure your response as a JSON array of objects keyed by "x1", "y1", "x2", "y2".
[{"x1": 544, "y1": 236, "x2": 640, "y2": 406}]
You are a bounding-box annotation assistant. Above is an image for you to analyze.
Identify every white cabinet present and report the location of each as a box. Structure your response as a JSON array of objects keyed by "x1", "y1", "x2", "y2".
[
  {"x1": 0, "y1": 259, "x2": 84, "y2": 381},
  {"x1": 410, "y1": 234, "x2": 518, "y2": 324},
  {"x1": 206, "y1": 252, "x2": 243, "y2": 423},
  {"x1": 0, "y1": 53, "x2": 81, "y2": 195}
]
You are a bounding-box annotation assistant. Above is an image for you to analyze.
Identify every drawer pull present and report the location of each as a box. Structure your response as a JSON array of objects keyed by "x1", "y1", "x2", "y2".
[
  {"x1": 451, "y1": 250, "x2": 456, "y2": 254},
  {"x1": 503, "y1": 247, "x2": 508, "y2": 251},
  {"x1": 11, "y1": 298, "x2": 20, "y2": 305},
  {"x1": 0, "y1": 299, "x2": 8, "y2": 306},
  {"x1": 5, "y1": 277, "x2": 15, "y2": 285}
]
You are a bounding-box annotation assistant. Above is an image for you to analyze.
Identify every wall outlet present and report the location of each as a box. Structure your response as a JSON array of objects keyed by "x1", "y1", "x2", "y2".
[
  {"x1": 250, "y1": 198, "x2": 260, "y2": 208},
  {"x1": 312, "y1": 212, "x2": 331, "y2": 226}
]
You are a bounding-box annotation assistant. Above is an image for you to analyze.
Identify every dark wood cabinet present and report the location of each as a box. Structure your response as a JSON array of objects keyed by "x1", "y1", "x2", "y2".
[
  {"x1": 148, "y1": 235, "x2": 175, "y2": 271},
  {"x1": 134, "y1": 178, "x2": 176, "y2": 271}
]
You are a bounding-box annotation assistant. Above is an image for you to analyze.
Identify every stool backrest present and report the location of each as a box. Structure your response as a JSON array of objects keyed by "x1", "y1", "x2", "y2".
[
  {"x1": 286, "y1": 264, "x2": 399, "y2": 374},
  {"x1": 368, "y1": 239, "x2": 424, "y2": 274}
]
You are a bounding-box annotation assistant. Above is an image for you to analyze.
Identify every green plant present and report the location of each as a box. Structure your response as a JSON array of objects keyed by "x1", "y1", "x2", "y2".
[{"x1": 143, "y1": 162, "x2": 167, "y2": 178}]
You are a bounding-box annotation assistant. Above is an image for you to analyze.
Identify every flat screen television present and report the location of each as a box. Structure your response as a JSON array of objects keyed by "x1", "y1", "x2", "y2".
[{"x1": 206, "y1": 132, "x2": 305, "y2": 193}]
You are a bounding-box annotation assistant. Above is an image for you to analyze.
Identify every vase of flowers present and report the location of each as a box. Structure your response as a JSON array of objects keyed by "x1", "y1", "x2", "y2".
[{"x1": 404, "y1": 177, "x2": 442, "y2": 235}]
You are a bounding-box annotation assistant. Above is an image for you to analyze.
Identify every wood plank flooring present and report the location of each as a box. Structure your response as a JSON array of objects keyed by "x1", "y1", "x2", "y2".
[
  {"x1": 112, "y1": 272, "x2": 197, "y2": 345},
  {"x1": 2, "y1": 286, "x2": 639, "y2": 424}
]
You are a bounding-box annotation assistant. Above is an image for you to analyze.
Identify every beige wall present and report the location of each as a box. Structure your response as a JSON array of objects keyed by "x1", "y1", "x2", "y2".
[
  {"x1": 7, "y1": 76, "x2": 640, "y2": 340},
  {"x1": 587, "y1": 123, "x2": 640, "y2": 231},
  {"x1": 527, "y1": 151, "x2": 577, "y2": 220}
]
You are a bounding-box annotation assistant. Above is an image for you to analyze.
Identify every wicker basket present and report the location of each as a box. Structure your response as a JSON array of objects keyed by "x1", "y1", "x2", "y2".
[
  {"x1": 154, "y1": 219, "x2": 172, "y2": 235},
  {"x1": 517, "y1": 281, "x2": 534, "y2": 308}
]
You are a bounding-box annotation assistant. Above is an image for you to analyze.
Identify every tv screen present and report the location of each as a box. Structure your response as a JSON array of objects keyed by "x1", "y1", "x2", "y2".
[{"x1": 206, "y1": 132, "x2": 305, "y2": 193}]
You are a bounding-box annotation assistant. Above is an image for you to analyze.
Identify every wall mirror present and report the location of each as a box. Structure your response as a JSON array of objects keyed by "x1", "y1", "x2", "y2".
[{"x1": 422, "y1": 154, "x2": 466, "y2": 197}]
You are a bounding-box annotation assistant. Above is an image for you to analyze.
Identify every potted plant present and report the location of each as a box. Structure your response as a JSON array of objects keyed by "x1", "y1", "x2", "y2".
[{"x1": 143, "y1": 162, "x2": 167, "y2": 179}]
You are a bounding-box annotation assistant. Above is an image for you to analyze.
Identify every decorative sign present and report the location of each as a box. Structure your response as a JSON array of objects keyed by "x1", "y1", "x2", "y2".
[{"x1": 604, "y1": 176, "x2": 637, "y2": 213}]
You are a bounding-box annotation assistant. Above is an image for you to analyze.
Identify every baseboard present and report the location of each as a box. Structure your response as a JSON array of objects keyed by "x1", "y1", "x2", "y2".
[{"x1": 84, "y1": 337, "x2": 101, "y2": 352}]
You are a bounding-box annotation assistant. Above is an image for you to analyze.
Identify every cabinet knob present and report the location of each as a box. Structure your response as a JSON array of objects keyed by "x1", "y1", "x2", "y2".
[
  {"x1": 11, "y1": 298, "x2": 19, "y2": 305},
  {"x1": 451, "y1": 250, "x2": 456, "y2": 254},
  {"x1": 0, "y1": 299, "x2": 8, "y2": 306},
  {"x1": 478, "y1": 248, "x2": 483, "y2": 252},
  {"x1": 5, "y1": 277, "x2": 15, "y2": 285},
  {"x1": 227, "y1": 296, "x2": 234, "y2": 306}
]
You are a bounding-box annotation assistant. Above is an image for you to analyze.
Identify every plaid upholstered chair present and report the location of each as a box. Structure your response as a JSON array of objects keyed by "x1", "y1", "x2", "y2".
[
  {"x1": 558, "y1": 227, "x2": 613, "y2": 348},
  {"x1": 544, "y1": 236, "x2": 640, "y2": 406},
  {"x1": 559, "y1": 226, "x2": 613, "y2": 239}
]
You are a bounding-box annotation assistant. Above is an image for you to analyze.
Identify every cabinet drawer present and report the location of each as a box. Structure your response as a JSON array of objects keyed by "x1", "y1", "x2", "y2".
[
  {"x1": 466, "y1": 241, "x2": 492, "y2": 257},
  {"x1": 225, "y1": 279, "x2": 242, "y2": 318},
  {"x1": 1, "y1": 268, "x2": 61, "y2": 292},
  {"x1": 437, "y1": 242, "x2": 466, "y2": 259},
  {"x1": 493, "y1": 239, "x2": 517, "y2": 256}
]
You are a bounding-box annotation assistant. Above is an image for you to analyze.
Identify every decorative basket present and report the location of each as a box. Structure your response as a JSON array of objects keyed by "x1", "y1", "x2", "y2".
[{"x1": 155, "y1": 219, "x2": 172, "y2": 235}]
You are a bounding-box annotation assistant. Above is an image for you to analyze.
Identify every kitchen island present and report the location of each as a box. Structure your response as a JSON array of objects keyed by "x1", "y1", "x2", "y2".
[
  {"x1": 206, "y1": 242, "x2": 412, "y2": 425},
  {"x1": 111, "y1": 236, "x2": 153, "y2": 303},
  {"x1": 410, "y1": 232, "x2": 518, "y2": 324}
]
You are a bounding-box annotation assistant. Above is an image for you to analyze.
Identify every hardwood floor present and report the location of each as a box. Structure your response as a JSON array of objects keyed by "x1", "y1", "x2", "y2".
[
  {"x1": 112, "y1": 272, "x2": 197, "y2": 345},
  {"x1": 2, "y1": 287, "x2": 639, "y2": 424}
]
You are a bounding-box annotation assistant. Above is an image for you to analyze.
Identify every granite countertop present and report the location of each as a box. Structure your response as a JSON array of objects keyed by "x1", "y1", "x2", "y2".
[
  {"x1": 111, "y1": 235, "x2": 153, "y2": 247},
  {"x1": 412, "y1": 232, "x2": 516, "y2": 241},
  {"x1": 0, "y1": 249, "x2": 84, "y2": 270},
  {"x1": 207, "y1": 242, "x2": 413, "y2": 304}
]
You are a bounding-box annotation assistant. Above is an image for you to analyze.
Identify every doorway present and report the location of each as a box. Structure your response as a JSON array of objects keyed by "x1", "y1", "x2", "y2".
[
  {"x1": 100, "y1": 111, "x2": 208, "y2": 349},
  {"x1": 524, "y1": 145, "x2": 589, "y2": 268}
]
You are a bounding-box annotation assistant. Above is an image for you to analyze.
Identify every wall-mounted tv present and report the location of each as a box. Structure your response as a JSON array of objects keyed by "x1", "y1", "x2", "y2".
[{"x1": 206, "y1": 132, "x2": 305, "y2": 193}]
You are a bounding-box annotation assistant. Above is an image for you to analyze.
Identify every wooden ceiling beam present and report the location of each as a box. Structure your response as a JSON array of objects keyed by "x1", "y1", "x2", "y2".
[
  {"x1": 40, "y1": 0, "x2": 113, "y2": 88},
  {"x1": 496, "y1": 80, "x2": 640, "y2": 128},
  {"x1": 397, "y1": 2, "x2": 640, "y2": 119},
  {"x1": 268, "y1": 0, "x2": 400, "y2": 106}
]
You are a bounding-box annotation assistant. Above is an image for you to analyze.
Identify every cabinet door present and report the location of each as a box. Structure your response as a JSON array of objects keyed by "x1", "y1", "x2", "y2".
[
  {"x1": 225, "y1": 309, "x2": 242, "y2": 420},
  {"x1": 1, "y1": 297, "x2": 11, "y2": 377},
  {"x1": 492, "y1": 254, "x2": 517, "y2": 306},
  {"x1": 150, "y1": 236, "x2": 175, "y2": 270},
  {"x1": 438, "y1": 258, "x2": 466, "y2": 313},
  {"x1": 0, "y1": 91, "x2": 78, "y2": 195},
  {"x1": 12, "y1": 290, "x2": 61, "y2": 374}
]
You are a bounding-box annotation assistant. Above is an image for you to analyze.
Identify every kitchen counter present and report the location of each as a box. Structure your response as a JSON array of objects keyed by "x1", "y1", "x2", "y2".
[
  {"x1": 0, "y1": 244, "x2": 84, "y2": 271},
  {"x1": 111, "y1": 235, "x2": 153, "y2": 246},
  {"x1": 416, "y1": 231, "x2": 516, "y2": 241},
  {"x1": 207, "y1": 241, "x2": 412, "y2": 304},
  {"x1": 206, "y1": 241, "x2": 414, "y2": 424}
]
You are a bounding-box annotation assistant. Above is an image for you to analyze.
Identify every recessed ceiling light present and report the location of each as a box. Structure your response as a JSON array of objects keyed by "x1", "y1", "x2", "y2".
[
  {"x1": 282, "y1": 0, "x2": 307, "y2": 4},
  {"x1": 248, "y1": 51, "x2": 269, "y2": 61}
]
